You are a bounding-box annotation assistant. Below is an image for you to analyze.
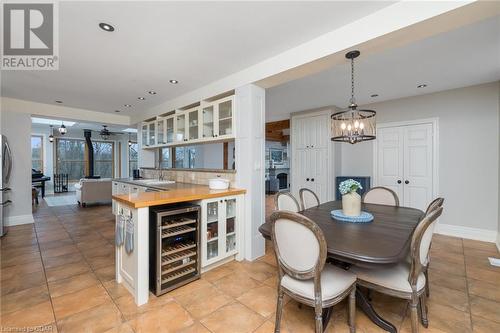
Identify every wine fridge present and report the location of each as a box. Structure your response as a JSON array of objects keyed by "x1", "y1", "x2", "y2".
[{"x1": 150, "y1": 204, "x2": 200, "y2": 296}]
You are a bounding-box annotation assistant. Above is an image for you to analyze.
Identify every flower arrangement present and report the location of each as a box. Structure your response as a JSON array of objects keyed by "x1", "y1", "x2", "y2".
[{"x1": 339, "y1": 179, "x2": 362, "y2": 196}]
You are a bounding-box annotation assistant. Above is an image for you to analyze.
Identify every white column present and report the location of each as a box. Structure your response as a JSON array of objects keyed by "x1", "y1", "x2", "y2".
[{"x1": 235, "y1": 84, "x2": 266, "y2": 260}]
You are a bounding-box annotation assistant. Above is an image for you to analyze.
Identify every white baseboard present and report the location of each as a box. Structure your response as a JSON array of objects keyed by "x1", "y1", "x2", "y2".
[
  {"x1": 435, "y1": 223, "x2": 497, "y2": 243},
  {"x1": 496, "y1": 232, "x2": 500, "y2": 252},
  {"x1": 5, "y1": 214, "x2": 34, "y2": 226}
]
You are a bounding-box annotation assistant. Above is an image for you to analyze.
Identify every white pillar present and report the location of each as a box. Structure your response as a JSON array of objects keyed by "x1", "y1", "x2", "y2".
[{"x1": 235, "y1": 84, "x2": 266, "y2": 261}]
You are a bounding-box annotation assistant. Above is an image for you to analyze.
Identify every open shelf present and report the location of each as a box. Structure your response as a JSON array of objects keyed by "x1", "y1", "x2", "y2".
[
  {"x1": 162, "y1": 225, "x2": 196, "y2": 238},
  {"x1": 162, "y1": 242, "x2": 196, "y2": 256}
]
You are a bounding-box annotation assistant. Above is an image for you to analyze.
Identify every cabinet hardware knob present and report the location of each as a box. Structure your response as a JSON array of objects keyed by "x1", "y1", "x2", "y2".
[
  {"x1": 405, "y1": 180, "x2": 410, "y2": 184},
  {"x1": 397, "y1": 180, "x2": 402, "y2": 184},
  {"x1": 311, "y1": 178, "x2": 315, "y2": 182},
  {"x1": 306, "y1": 178, "x2": 310, "y2": 181}
]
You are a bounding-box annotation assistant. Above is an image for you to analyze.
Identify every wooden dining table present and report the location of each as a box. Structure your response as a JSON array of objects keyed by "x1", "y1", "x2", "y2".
[{"x1": 258, "y1": 200, "x2": 424, "y2": 333}]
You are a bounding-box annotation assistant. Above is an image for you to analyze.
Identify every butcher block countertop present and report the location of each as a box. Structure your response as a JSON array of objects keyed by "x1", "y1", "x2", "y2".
[{"x1": 112, "y1": 182, "x2": 246, "y2": 208}]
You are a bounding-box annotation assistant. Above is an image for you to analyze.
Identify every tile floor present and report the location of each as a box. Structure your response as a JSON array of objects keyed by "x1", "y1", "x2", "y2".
[{"x1": 1, "y1": 197, "x2": 499, "y2": 332}]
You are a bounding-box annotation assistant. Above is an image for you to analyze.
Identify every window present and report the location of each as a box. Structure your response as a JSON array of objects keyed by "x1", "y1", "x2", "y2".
[
  {"x1": 56, "y1": 138, "x2": 85, "y2": 180},
  {"x1": 93, "y1": 141, "x2": 114, "y2": 178},
  {"x1": 31, "y1": 135, "x2": 43, "y2": 171},
  {"x1": 174, "y1": 147, "x2": 196, "y2": 168},
  {"x1": 55, "y1": 138, "x2": 115, "y2": 180},
  {"x1": 129, "y1": 142, "x2": 138, "y2": 176}
]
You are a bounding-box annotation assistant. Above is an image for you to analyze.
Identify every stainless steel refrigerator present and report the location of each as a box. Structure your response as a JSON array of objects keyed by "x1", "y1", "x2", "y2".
[{"x1": 1, "y1": 135, "x2": 13, "y2": 237}]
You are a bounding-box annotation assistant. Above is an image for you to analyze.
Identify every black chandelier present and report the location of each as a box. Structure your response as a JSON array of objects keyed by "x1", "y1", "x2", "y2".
[{"x1": 331, "y1": 50, "x2": 376, "y2": 144}]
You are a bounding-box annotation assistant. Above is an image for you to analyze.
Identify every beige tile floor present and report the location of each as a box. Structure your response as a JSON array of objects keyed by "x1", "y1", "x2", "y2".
[{"x1": 1, "y1": 197, "x2": 499, "y2": 332}]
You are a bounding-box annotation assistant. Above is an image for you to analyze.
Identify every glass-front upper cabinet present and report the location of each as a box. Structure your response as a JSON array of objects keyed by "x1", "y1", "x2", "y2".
[
  {"x1": 156, "y1": 119, "x2": 165, "y2": 145},
  {"x1": 202, "y1": 105, "x2": 215, "y2": 139},
  {"x1": 217, "y1": 97, "x2": 233, "y2": 137},
  {"x1": 187, "y1": 108, "x2": 199, "y2": 141},
  {"x1": 166, "y1": 116, "x2": 174, "y2": 144},
  {"x1": 148, "y1": 122, "x2": 156, "y2": 146},
  {"x1": 141, "y1": 123, "x2": 149, "y2": 147},
  {"x1": 175, "y1": 114, "x2": 186, "y2": 142}
]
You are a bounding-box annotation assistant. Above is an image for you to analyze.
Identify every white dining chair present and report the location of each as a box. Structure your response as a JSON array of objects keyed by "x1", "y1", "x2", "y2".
[
  {"x1": 274, "y1": 192, "x2": 301, "y2": 212},
  {"x1": 362, "y1": 187, "x2": 400, "y2": 206},
  {"x1": 271, "y1": 211, "x2": 357, "y2": 333},
  {"x1": 351, "y1": 207, "x2": 443, "y2": 333},
  {"x1": 421, "y1": 197, "x2": 444, "y2": 297},
  {"x1": 299, "y1": 188, "x2": 320, "y2": 210}
]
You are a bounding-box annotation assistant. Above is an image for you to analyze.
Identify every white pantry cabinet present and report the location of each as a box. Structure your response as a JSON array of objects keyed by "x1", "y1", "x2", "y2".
[{"x1": 200, "y1": 195, "x2": 241, "y2": 267}]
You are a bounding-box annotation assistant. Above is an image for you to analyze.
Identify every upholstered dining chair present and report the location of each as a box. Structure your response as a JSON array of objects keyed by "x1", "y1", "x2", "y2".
[
  {"x1": 270, "y1": 211, "x2": 357, "y2": 333},
  {"x1": 362, "y1": 187, "x2": 400, "y2": 206},
  {"x1": 299, "y1": 188, "x2": 320, "y2": 210},
  {"x1": 351, "y1": 207, "x2": 443, "y2": 333},
  {"x1": 274, "y1": 192, "x2": 301, "y2": 212},
  {"x1": 422, "y1": 197, "x2": 444, "y2": 297}
]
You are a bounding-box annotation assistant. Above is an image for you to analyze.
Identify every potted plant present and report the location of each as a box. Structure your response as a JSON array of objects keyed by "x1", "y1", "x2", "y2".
[{"x1": 339, "y1": 179, "x2": 363, "y2": 216}]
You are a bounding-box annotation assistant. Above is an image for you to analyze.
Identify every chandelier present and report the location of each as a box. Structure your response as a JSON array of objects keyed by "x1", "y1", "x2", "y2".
[
  {"x1": 100, "y1": 125, "x2": 111, "y2": 140},
  {"x1": 331, "y1": 50, "x2": 376, "y2": 144}
]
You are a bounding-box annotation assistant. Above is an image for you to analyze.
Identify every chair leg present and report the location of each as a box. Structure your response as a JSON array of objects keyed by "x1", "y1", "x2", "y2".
[
  {"x1": 424, "y1": 267, "x2": 430, "y2": 297},
  {"x1": 410, "y1": 298, "x2": 419, "y2": 333},
  {"x1": 274, "y1": 287, "x2": 284, "y2": 333},
  {"x1": 348, "y1": 288, "x2": 356, "y2": 333},
  {"x1": 314, "y1": 303, "x2": 323, "y2": 333},
  {"x1": 419, "y1": 293, "x2": 429, "y2": 328}
]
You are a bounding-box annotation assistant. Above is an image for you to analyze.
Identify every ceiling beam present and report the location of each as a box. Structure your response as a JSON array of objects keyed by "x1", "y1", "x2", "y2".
[{"x1": 1, "y1": 97, "x2": 131, "y2": 126}]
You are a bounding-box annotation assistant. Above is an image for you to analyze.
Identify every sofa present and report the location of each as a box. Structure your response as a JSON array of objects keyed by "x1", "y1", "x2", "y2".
[{"x1": 75, "y1": 178, "x2": 112, "y2": 207}]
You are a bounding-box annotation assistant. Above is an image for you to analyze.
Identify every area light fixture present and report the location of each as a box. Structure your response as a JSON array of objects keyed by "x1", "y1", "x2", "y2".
[
  {"x1": 124, "y1": 104, "x2": 132, "y2": 107},
  {"x1": 58, "y1": 122, "x2": 67, "y2": 135},
  {"x1": 55, "y1": 100, "x2": 63, "y2": 104},
  {"x1": 169, "y1": 79, "x2": 178, "y2": 84},
  {"x1": 49, "y1": 125, "x2": 54, "y2": 142},
  {"x1": 370, "y1": 94, "x2": 379, "y2": 98},
  {"x1": 148, "y1": 90, "x2": 156, "y2": 95},
  {"x1": 138, "y1": 97, "x2": 145, "y2": 100},
  {"x1": 99, "y1": 23, "x2": 115, "y2": 32},
  {"x1": 331, "y1": 50, "x2": 376, "y2": 144},
  {"x1": 417, "y1": 84, "x2": 427, "y2": 88}
]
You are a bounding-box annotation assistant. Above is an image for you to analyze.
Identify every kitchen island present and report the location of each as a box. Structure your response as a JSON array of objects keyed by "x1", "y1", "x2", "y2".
[{"x1": 112, "y1": 179, "x2": 246, "y2": 305}]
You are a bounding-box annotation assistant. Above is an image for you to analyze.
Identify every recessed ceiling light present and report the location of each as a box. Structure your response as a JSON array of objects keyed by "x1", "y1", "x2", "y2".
[
  {"x1": 114, "y1": 110, "x2": 121, "y2": 113},
  {"x1": 138, "y1": 97, "x2": 145, "y2": 100},
  {"x1": 169, "y1": 79, "x2": 179, "y2": 84},
  {"x1": 370, "y1": 94, "x2": 379, "y2": 98},
  {"x1": 124, "y1": 104, "x2": 132, "y2": 107},
  {"x1": 148, "y1": 90, "x2": 156, "y2": 95},
  {"x1": 55, "y1": 100, "x2": 63, "y2": 104},
  {"x1": 99, "y1": 23, "x2": 114, "y2": 32},
  {"x1": 417, "y1": 84, "x2": 427, "y2": 88}
]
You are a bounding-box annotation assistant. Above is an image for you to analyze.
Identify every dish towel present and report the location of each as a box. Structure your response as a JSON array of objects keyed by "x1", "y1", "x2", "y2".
[
  {"x1": 115, "y1": 214, "x2": 125, "y2": 247},
  {"x1": 125, "y1": 216, "x2": 134, "y2": 254}
]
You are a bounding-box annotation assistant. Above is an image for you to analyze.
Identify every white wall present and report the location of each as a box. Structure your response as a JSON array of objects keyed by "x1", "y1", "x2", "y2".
[
  {"x1": 341, "y1": 82, "x2": 500, "y2": 240},
  {"x1": 1, "y1": 110, "x2": 34, "y2": 225}
]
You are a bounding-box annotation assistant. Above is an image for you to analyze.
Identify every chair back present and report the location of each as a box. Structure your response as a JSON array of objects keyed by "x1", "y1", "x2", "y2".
[
  {"x1": 425, "y1": 197, "x2": 444, "y2": 215},
  {"x1": 362, "y1": 186, "x2": 399, "y2": 206},
  {"x1": 270, "y1": 210, "x2": 327, "y2": 280},
  {"x1": 408, "y1": 207, "x2": 443, "y2": 286},
  {"x1": 299, "y1": 188, "x2": 320, "y2": 210},
  {"x1": 275, "y1": 192, "x2": 300, "y2": 212}
]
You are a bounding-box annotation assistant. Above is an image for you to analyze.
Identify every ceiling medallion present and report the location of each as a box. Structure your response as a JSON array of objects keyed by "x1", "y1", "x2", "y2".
[{"x1": 331, "y1": 50, "x2": 376, "y2": 144}]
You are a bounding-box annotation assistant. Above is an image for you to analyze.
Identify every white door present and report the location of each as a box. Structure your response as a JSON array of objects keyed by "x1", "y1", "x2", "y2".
[
  {"x1": 309, "y1": 148, "x2": 328, "y2": 202},
  {"x1": 376, "y1": 127, "x2": 404, "y2": 198},
  {"x1": 402, "y1": 124, "x2": 433, "y2": 211},
  {"x1": 376, "y1": 122, "x2": 434, "y2": 210}
]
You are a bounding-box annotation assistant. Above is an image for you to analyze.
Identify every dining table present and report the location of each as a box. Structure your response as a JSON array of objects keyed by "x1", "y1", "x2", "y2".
[{"x1": 258, "y1": 200, "x2": 424, "y2": 333}]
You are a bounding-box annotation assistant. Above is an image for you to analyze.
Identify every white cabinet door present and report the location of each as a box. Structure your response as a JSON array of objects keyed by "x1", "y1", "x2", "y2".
[
  {"x1": 216, "y1": 97, "x2": 234, "y2": 138},
  {"x1": 141, "y1": 124, "x2": 149, "y2": 147},
  {"x1": 175, "y1": 113, "x2": 187, "y2": 143},
  {"x1": 376, "y1": 127, "x2": 404, "y2": 199},
  {"x1": 165, "y1": 116, "x2": 175, "y2": 144},
  {"x1": 148, "y1": 122, "x2": 156, "y2": 147},
  {"x1": 403, "y1": 123, "x2": 433, "y2": 211},
  {"x1": 186, "y1": 108, "x2": 200, "y2": 141},
  {"x1": 156, "y1": 119, "x2": 165, "y2": 145},
  {"x1": 309, "y1": 148, "x2": 328, "y2": 203},
  {"x1": 376, "y1": 123, "x2": 434, "y2": 210}
]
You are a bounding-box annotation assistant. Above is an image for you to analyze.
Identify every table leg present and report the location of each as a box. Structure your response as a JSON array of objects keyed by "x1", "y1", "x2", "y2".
[
  {"x1": 322, "y1": 306, "x2": 334, "y2": 332},
  {"x1": 41, "y1": 182, "x2": 45, "y2": 198},
  {"x1": 356, "y1": 287, "x2": 397, "y2": 333}
]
